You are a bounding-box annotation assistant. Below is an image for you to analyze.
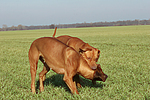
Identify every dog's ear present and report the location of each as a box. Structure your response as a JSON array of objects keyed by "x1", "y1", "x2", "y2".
[
  {"x1": 79, "y1": 48, "x2": 92, "y2": 53},
  {"x1": 96, "y1": 50, "x2": 100, "y2": 62},
  {"x1": 79, "y1": 43, "x2": 92, "y2": 53},
  {"x1": 98, "y1": 50, "x2": 100, "y2": 55},
  {"x1": 79, "y1": 48, "x2": 86, "y2": 53}
]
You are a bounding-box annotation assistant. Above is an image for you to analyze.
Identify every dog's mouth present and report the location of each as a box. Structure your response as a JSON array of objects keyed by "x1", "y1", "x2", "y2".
[
  {"x1": 93, "y1": 78, "x2": 103, "y2": 82},
  {"x1": 93, "y1": 75, "x2": 108, "y2": 82},
  {"x1": 102, "y1": 74, "x2": 108, "y2": 82}
]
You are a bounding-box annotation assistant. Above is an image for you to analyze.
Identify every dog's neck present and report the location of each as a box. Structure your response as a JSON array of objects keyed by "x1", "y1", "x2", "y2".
[{"x1": 78, "y1": 57, "x2": 95, "y2": 80}]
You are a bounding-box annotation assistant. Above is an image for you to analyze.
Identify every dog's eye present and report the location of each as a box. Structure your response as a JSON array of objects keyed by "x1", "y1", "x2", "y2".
[{"x1": 87, "y1": 57, "x2": 91, "y2": 60}]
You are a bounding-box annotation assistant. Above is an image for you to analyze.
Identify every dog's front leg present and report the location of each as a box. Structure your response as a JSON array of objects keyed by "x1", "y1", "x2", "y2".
[
  {"x1": 63, "y1": 74, "x2": 79, "y2": 94},
  {"x1": 73, "y1": 74, "x2": 82, "y2": 88}
]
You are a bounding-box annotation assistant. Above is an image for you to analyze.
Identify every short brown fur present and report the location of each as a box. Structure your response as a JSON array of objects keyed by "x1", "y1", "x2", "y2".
[{"x1": 29, "y1": 37, "x2": 107, "y2": 94}]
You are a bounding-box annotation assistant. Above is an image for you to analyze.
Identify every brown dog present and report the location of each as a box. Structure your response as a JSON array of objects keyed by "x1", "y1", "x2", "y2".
[
  {"x1": 53, "y1": 27, "x2": 100, "y2": 70},
  {"x1": 53, "y1": 27, "x2": 101, "y2": 84},
  {"x1": 28, "y1": 37, "x2": 107, "y2": 94}
]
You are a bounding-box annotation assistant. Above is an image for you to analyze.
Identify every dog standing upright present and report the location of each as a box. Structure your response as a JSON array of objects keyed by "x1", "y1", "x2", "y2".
[{"x1": 28, "y1": 37, "x2": 107, "y2": 94}]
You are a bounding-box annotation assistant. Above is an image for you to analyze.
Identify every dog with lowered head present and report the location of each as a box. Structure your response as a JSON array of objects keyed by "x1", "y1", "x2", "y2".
[{"x1": 29, "y1": 37, "x2": 108, "y2": 94}]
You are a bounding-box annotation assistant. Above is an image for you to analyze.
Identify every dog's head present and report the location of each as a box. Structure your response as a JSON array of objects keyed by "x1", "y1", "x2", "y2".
[
  {"x1": 79, "y1": 43, "x2": 100, "y2": 70},
  {"x1": 93, "y1": 64, "x2": 108, "y2": 82}
]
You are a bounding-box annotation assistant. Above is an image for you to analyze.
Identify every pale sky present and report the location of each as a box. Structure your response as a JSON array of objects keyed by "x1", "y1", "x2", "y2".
[{"x1": 0, "y1": 0, "x2": 150, "y2": 28}]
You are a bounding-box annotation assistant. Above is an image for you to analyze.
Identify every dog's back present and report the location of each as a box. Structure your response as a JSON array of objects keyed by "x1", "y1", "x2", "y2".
[{"x1": 29, "y1": 37, "x2": 80, "y2": 73}]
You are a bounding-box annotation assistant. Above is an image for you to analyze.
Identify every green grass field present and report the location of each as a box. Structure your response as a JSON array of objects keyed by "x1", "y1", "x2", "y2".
[{"x1": 0, "y1": 25, "x2": 150, "y2": 99}]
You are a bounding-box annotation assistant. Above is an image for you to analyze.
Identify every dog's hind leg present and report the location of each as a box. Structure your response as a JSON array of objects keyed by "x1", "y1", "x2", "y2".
[
  {"x1": 39, "y1": 57, "x2": 50, "y2": 92},
  {"x1": 39, "y1": 65, "x2": 50, "y2": 92},
  {"x1": 39, "y1": 56, "x2": 50, "y2": 81},
  {"x1": 29, "y1": 49, "x2": 39, "y2": 94}
]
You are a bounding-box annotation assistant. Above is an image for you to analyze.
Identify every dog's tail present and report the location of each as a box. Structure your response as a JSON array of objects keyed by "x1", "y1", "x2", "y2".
[{"x1": 53, "y1": 27, "x2": 57, "y2": 37}]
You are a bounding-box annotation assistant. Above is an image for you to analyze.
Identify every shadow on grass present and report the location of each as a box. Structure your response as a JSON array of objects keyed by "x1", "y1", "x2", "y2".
[{"x1": 36, "y1": 74, "x2": 105, "y2": 94}]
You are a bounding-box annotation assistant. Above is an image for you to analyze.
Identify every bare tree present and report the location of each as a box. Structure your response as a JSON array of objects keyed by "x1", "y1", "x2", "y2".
[{"x1": 2, "y1": 24, "x2": 7, "y2": 31}]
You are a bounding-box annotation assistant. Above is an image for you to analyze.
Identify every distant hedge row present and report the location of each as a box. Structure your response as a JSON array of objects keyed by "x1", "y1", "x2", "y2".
[{"x1": 1, "y1": 19, "x2": 150, "y2": 31}]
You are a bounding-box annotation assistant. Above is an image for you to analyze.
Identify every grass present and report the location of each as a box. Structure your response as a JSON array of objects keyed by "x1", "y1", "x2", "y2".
[{"x1": 0, "y1": 25, "x2": 150, "y2": 99}]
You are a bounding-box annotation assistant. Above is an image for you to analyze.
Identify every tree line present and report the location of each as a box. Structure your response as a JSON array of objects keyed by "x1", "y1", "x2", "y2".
[{"x1": 1, "y1": 19, "x2": 150, "y2": 31}]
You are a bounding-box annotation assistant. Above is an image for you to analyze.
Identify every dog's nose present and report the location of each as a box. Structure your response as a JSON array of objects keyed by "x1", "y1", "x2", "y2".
[
  {"x1": 104, "y1": 74, "x2": 108, "y2": 80},
  {"x1": 102, "y1": 74, "x2": 108, "y2": 82},
  {"x1": 105, "y1": 74, "x2": 108, "y2": 79},
  {"x1": 91, "y1": 66, "x2": 97, "y2": 69}
]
